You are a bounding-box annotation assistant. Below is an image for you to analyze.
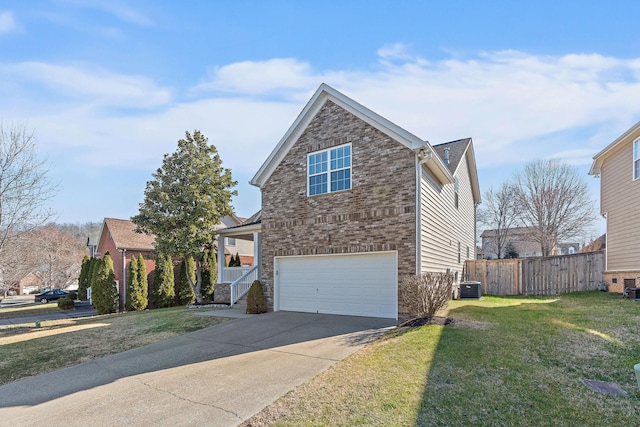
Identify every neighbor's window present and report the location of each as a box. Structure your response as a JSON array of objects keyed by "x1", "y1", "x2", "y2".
[
  {"x1": 225, "y1": 237, "x2": 236, "y2": 246},
  {"x1": 634, "y1": 138, "x2": 640, "y2": 180},
  {"x1": 308, "y1": 143, "x2": 351, "y2": 196}
]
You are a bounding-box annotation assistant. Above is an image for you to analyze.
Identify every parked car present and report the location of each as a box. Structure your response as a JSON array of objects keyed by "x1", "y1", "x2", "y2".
[{"x1": 34, "y1": 289, "x2": 69, "y2": 304}]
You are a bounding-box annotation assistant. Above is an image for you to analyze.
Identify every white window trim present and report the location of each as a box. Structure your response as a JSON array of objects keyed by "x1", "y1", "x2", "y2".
[
  {"x1": 634, "y1": 138, "x2": 640, "y2": 181},
  {"x1": 307, "y1": 143, "x2": 352, "y2": 196}
]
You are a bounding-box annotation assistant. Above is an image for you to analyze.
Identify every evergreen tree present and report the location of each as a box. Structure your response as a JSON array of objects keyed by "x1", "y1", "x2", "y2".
[
  {"x1": 153, "y1": 253, "x2": 175, "y2": 308},
  {"x1": 92, "y1": 252, "x2": 118, "y2": 314},
  {"x1": 88, "y1": 256, "x2": 100, "y2": 288},
  {"x1": 177, "y1": 255, "x2": 196, "y2": 305},
  {"x1": 131, "y1": 130, "x2": 237, "y2": 304},
  {"x1": 126, "y1": 255, "x2": 148, "y2": 311},
  {"x1": 201, "y1": 249, "x2": 216, "y2": 299},
  {"x1": 77, "y1": 255, "x2": 90, "y2": 300},
  {"x1": 137, "y1": 253, "x2": 149, "y2": 309}
]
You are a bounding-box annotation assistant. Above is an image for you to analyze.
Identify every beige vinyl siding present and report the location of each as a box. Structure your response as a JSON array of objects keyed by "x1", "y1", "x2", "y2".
[
  {"x1": 600, "y1": 141, "x2": 640, "y2": 271},
  {"x1": 420, "y1": 155, "x2": 476, "y2": 277}
]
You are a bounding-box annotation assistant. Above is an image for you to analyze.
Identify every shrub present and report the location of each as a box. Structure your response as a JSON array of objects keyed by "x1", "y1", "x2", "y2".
[
  {"x1": 67, "y1": 292, "x2": 78, "y2": 301},
  {"x1": 153, "y1": 253, "x2": 175, "y2": 308},
  {"x1": 57, "y1": 297, "x2": 75, "y2": 310},
  {"x1": 400, "y1": 272, "x2": 454, "y2": 320},
  {"x1": 177, "y1": 256, "x2": 196, "y2": 305},
  {"x1": 246, "y1": 280, "x2": 267, "y2": 314},
  {"x1": 92, "y1": 252, "x2": 119, "y2": 315}
]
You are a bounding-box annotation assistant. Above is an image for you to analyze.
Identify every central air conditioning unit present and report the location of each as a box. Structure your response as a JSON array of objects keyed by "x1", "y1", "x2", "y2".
[{"x1": 459, "y1": 281, "x2": 482, "y2": 299}]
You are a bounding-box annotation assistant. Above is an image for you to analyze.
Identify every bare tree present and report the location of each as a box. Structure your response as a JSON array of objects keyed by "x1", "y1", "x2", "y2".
[
  {"x1": 31, "y1": 225, "x2": 86, "y2": 289},
  {"x1": 478, "y1": 183, "x2": 518, "y2": 259},
  {"x1": 0, "y1": 123, "x2": 57, "y2": 294},
  {"x1": 512, "y1": 159, "x2": 595, "y2": 257}
]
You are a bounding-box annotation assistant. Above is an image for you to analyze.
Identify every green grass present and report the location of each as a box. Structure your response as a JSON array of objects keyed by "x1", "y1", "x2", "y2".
[
  {"x1": 245, "y1": 292, "x2": 640, "y2": 426},
  {"x1": 0, "y1": 307, "x2": 229, "y2": 385}
]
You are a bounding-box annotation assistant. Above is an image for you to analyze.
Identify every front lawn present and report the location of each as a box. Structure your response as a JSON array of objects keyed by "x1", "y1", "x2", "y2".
[
  {"x1": 245, "y1": 292, "x2": 640, "y2": 426},
  {"x1": 0, "y1": 307, "x2": 229, "y2": 385}
]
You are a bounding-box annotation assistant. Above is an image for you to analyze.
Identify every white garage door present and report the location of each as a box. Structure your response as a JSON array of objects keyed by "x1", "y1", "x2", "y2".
[{"x1": 275, "y1": 251, "x2": 398, "y2": 319}]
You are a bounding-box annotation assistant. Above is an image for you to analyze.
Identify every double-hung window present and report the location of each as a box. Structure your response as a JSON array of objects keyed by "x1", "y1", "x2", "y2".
[
  {"x1": 634, "y1": 138, "x2": 640, "y2": 180},
  {"x1": 308, "y1": 144, "x2": 351, "y2": 196}
]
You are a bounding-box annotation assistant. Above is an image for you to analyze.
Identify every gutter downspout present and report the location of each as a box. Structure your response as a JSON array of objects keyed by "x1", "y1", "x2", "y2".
[{"x1": 121, "y1": 248, "x2": 127, "y2": 312}]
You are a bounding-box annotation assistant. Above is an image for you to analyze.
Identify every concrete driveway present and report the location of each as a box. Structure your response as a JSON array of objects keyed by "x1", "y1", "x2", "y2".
[{"x1": 0, "y1": 311, "x2": 396, "y2": 426}]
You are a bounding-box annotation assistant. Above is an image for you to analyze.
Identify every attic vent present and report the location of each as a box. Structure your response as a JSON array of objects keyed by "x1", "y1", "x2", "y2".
[{"x1": 444, "y1": 148, "x2": 450, "y2": 165}]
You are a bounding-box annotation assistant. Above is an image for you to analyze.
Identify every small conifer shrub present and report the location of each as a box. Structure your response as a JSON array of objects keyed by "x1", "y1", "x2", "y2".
[{"x1": 246, "y1": 280, "x2": 267, "y2": 314}]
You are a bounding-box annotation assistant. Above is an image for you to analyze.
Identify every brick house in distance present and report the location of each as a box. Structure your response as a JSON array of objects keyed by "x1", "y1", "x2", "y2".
[
  {"x1": 589, "y1": 121, "x2": 640, "y2": 292},
  {"x1": 232, "y1": 84, "x2": 481, "y2": 319},
  {"x1": 96, "y1": 218, "x2": 156, "y2": 306}
]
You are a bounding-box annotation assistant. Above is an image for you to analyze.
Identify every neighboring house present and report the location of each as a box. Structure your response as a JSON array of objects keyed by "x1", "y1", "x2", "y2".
[
  {"x1": 480, "y1": 227, "x2": 543, "y2": 259},
  {"x1": 214, "y1": 214, "x2": 256, "y2": 266},
  {"x1": 480, "y1": 227, "x2": 581, "y2": 259},
  {"x1": 96, "y1": 218, "x2": 156, "y2": 306},
  {"x1": 220, "y1": 83, "x2": 481, "y2": 319},
  {"x1": 589, "y1": 121, "x2": 640, "y2": 292},
  {"x1": 11, "y1": 271, "x2": 45, "y2": 295}
]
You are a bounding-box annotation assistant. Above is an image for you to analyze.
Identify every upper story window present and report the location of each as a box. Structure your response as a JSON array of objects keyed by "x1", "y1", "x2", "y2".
[
  {"x1": 308, "y1": 143, "x2": 351, "y2": 196},
  {"x1": 225, "y1": 237, "x2": 236, "y2": 246},
  {"x1": 634, "y1": 138, "x2": 640, "y2": 180}
]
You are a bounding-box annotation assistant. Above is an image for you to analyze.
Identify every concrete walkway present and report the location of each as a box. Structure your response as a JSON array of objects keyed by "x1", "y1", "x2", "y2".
[{"x1": 0, "y1": 311, "x2": 396, "y2": 426}]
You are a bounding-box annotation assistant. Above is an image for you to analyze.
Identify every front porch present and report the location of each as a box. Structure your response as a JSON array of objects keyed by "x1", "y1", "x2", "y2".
[{"x1": 216, "y1": 215, "x2": 262, "y2": 305}]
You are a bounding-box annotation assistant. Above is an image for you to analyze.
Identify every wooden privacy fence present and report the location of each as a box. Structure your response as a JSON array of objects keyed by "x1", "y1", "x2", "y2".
[{"x1": 464, "y1": 251, "x2": 604, "y2": 296}]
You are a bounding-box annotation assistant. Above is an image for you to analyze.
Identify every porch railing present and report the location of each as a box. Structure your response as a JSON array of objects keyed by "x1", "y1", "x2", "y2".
[
  {"x1": 222, "y1": 266, "x2": 252, "y2": 283},
  {"x1": 230, "y1": 265, "x2": 259, "y2": 306}
]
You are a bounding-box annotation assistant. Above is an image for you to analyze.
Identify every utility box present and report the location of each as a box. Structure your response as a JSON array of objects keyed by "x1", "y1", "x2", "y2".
[{"x1": 460, "y1": 281, "x2": 482, "y2": 299}]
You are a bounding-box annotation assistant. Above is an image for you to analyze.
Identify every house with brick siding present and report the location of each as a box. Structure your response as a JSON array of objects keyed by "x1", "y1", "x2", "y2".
[
  {"x1": 219, "y1": 84, "x2": 481, "y2": 319},
  {"x1": 589, "y1": 121, "x2": 640, "y2": 293},
  {"x1": 96, "y1": 218, "x2": 157, "y2": 308}
]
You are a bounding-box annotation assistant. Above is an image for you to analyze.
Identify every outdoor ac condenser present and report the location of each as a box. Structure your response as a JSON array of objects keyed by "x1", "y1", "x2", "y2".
[{"x1": 460, "y1": 281, "x2": 482, "y2": 299}]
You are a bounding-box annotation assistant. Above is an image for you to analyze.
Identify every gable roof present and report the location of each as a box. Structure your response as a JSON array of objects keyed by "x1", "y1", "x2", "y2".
[
  {"x1": 589, "y1": 120, "x2": 640, "y2": 175},
  {"x1": 98, "y1": 218, "x2": 156, "y2": 252},
  {"x1": 250, "y1": 83, "x2": 453, "y2": 188},
  {"x1": 433, "y1": 138, "x2": 481, "y2": 204}
]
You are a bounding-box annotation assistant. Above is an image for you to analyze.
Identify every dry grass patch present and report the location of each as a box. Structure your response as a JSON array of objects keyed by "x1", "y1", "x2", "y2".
[{"x1": 0, "y1": 307, "x2": 229, "y2": 385}]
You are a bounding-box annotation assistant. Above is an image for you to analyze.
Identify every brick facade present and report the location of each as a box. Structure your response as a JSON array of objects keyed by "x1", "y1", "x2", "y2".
[{"x1": 260, "y1": 100, "x2": 417, "y2": 311}]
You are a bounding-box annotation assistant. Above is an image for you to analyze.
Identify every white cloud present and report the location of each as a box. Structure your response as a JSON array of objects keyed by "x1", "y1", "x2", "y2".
[
  {"x1": 5, "y1": 49, "x2": 640, "y2": 224},
  {"x1": 2, "y1": 62, "x2": 172, "y2": 109},
  {"x1": 377, "y1": 43, "x2": 414, "y2": 61},
  {"x1": 61, "y1": 0, "x2": 153, "y2": 26},
  {"x1": 0, "y1": 11, "x2": 17, "y2": 33},
  {"x1": 193, "y1": 58, "x2": 317, "y2": 97}
]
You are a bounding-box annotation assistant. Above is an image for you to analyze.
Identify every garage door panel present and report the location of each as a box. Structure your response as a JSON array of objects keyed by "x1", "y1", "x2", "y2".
[{"x1": 276, "y1": 252, "x2": 398, "y2": 319}]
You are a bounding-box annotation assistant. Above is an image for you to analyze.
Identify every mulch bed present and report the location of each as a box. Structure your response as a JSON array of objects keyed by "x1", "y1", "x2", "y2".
[{"x1": 399, "y1": 316, "x2": 453, "y2": 327}]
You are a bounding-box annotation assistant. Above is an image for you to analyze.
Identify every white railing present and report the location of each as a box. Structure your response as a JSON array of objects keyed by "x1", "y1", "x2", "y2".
[
  {"x1": 222, "y1": 266, "x2": 253, "y2": 283},
  {"x1": 230, "y1": 265, "x2": 259, "y2": 306}
]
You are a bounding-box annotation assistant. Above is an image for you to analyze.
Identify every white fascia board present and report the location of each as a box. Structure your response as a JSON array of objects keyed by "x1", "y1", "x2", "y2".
[
  {"x1": 451, "y1": 140, "x2": 481, "y2": 204},
  {"x1": 250, "y1": 83, "x2": 429, "y2": 188},
  {"x1": 216, "y1": 222, "x2": 261, "y2": 237},
  {"x1": 590, "y1": 120, "x2": 640, "y2": 175}
]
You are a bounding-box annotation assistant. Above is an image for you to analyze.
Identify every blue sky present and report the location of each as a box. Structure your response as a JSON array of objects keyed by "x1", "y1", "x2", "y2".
[{"x1": 2, "y1": 1, "x2": 640, "y2": 240}]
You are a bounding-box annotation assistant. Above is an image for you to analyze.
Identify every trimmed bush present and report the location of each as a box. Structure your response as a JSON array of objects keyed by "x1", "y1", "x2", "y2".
[
  {"x1": 177, "y1": 256, "x2": 196, "y2": 305},
  {"x1": 67, "y1": 292, "x2": 78, "y2": 301},
  {"x1": 57, "y1": 297, "x2": 75, "y2": 310},
  {"x1": 246, "y1": 280, "x2": 267, "y2": 314},
  {"x1": 153, "y1": 253, "x2": 175, "y2": 308},
  {"x1": 400, "y1": 272, "x2": 454, "y2": 320}
]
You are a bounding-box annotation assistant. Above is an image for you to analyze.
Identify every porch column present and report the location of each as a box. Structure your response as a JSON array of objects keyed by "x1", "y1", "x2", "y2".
[
  {"x1": 217, "y1": 236, "x2": 225, "y2": 284},
  {"x1": 253, "y1": 231, "x2": 261, "y2": 280}
]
